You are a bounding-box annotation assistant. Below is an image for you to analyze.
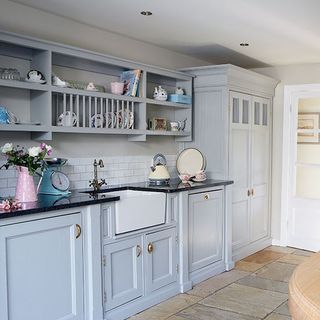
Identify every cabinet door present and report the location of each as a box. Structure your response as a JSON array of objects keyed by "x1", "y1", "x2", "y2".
[
  {"x1": 0, "y1": 213, "x2": 84, "y2": 320},
  {"x1": 145, "y1": 228, "x2": 177, "y2": 293},
  {"x1": 188, "y1": 190, "x2": 224, "y2": 272},
  {"x1": 104, "y1": 236, "x2": 143, "y2": 311},
  {"x1": 229, "y1": 92, "x2": 251, "y2": 250},
  {"x1": 251, "y1": 97, "x2": 270, "y2": 242}
]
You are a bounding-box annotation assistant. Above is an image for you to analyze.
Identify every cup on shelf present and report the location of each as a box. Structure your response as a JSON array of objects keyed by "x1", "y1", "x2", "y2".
[
  {"x1": 170, "y1": 121, "x2": 180, "y2": 131},
  {"x1": 111, "y1": 82, "x2": 124, "y2": 95}
]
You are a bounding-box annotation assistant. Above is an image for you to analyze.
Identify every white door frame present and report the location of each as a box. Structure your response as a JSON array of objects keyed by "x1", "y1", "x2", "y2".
[{"x1": 281, "y1": 84, "x2": 320, "y2": 246}]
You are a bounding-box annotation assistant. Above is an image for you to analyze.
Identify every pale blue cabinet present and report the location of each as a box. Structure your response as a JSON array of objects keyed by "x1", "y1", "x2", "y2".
[
  {"x1": 0, "y1": 212, "x2": 84, "y2": 320},
  {"x1": 188, "y1": 190, "x2": 224, "y2": 272},
  {"x1": 103, "y1": 236, "x2": 143, "y2": 311},
  {"x1": 103, "y1": 228, "x2": 178, "y2": 313},
  {"x1": 145, "y1": 228, "x2": 177, "y2": 293}
]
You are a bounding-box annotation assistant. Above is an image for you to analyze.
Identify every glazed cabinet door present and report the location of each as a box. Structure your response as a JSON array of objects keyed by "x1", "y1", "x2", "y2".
[
  {"x1": 188, "y1": 190, "x2": 224, "y2": 272},
  {"x1": 103, "y1": 236, "x2": 143, "y2": 311},
  {"x1": 0, "y1": 213, "x2": 84, "y2": 320},
  {"x1": 145, "y1": 228, "x2": 177, "y2": 293},
  {"x1": 250, "y1": 97, "x2": 270, "y2": 242},
  {"x1": 229, "y1": 92, "x2": 252, "y2": 250}
]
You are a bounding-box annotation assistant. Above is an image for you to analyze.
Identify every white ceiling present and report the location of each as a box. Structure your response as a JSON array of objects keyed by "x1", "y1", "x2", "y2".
[{"x1": 10, "y1": 0, "x2": 320, "y2": 68}]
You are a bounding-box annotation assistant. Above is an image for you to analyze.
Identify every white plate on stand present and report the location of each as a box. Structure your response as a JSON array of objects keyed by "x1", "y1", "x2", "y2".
[{"x1": 176, "y1": 148, "x2": 205, "y2": 176}]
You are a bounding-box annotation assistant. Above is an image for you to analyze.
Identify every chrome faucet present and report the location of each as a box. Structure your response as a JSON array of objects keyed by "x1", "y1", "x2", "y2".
[{"x1": 89, "y1": 159, "x2": 107, "y2": 192}]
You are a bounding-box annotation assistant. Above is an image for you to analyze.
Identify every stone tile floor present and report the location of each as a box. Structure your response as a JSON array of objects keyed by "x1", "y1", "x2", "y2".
[{"x1": 130, "y1": 246, "x2": 314, "y2": 320}]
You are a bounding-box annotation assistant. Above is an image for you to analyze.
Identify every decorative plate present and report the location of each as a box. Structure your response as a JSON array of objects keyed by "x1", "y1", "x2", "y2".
[
  {"x1": 91, "y1": 114, "x2": 105, "y2": 128},
  {"x1": 57, "y1": 112, "x2": 77, "y2": 127},
  {"x1": 176, "y1": 148, "x2": 205, "y2": 176}
]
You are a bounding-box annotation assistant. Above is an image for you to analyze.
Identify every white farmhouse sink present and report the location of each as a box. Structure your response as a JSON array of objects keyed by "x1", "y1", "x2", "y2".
[{"x1": 109, "y1": 190, "x2": 166, "y2": 234}]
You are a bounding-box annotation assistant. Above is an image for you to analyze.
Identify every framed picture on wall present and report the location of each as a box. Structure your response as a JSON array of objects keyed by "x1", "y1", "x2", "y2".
[{"x1": 297, "y1": 113, "x2": 320, "y2": 143}]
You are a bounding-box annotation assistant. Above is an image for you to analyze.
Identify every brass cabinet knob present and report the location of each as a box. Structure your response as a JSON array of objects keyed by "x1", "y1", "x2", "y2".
[
  {"x1": 204, "y1": 194, "x2": 209, "y2": 200},
  {"x1": 136, "y1": 245, "x2": 142, "y2": 257},
  {"x1": 76, "y1": 224, "x2": 81, "y2": 239},
  {"x1": 147, "y1": 243, "x2": 154, "y2": 254},
  {"x1": 251, "y1": 188, "x2": 254, "y2": 196}
]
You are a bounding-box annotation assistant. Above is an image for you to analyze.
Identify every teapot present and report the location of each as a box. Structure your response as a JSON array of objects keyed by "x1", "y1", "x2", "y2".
[
  {"x1": 153, "y1": 86, "x2": 168, "y2": 101},
  {"x1": 26, "y1": 70, "x2": 46, "y2": 84},
  {"x1": 175, "y1": 87, "x2": 184, "y2": 95}
]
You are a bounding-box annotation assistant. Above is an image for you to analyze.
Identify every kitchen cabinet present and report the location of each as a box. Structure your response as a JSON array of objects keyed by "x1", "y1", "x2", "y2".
[
  {"x1": 188, "y1": 190, "x2": 223, "y2": 272},
  {"x1": 103, "y1": 236, "x2": 143, "y2": 311},
  {"x1": 230, "y1": 92, "x2": 270, "y2": 253},
  {"x1": 183, "y1": 64, "x2": 277, "y2": 261},
  {"x1": 145, "y1": 228, "x2": 178, "y2": 293},
  {"x1": 0, "y1": 212, "x2": 84, "y2": 320},
  {"x1": 103, "y1": 228, "x2": 178, "y2": 312}
]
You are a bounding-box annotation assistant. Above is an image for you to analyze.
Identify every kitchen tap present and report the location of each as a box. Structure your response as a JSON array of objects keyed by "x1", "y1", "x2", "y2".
[{"x1": 89, "y1": 159, "x2": 107, "y2": 192}]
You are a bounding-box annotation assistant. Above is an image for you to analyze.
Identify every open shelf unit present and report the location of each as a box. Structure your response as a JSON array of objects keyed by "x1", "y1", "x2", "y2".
[{"x1": 0, "y1": 30, "x2": 193, "y2": 141}]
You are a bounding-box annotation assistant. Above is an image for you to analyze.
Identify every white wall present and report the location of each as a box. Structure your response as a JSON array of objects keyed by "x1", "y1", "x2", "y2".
[
  {"x1": 0, "y1": 0, "x2": 208, "y2": 160},
  {"x1": 253, "y1": 64, "x2": 320, "y2": 242}
]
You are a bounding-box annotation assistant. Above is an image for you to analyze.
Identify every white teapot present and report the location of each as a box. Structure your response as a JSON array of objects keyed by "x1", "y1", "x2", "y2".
[
  {"x1": 175, "y1": 87, "x2": 184, "y2": 95},
  {"x1": 153, "y1": 86, "x2": 168, "y2": 101}
]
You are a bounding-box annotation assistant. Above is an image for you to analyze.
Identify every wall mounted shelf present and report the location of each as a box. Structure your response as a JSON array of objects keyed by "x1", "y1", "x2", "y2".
[{"x1": 0, "y1": 30, "x2": 193, "y2": 142}]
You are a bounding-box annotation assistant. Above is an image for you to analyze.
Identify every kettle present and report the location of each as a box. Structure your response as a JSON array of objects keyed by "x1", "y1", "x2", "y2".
[{"x1": 149, "y1": 154, "x2": 170, "y2": 185}]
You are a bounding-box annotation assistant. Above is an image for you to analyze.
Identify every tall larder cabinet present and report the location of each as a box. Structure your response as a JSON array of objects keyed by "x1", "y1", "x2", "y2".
[{"x1": 182, "y1": 65, "x2": 278, "y2": 261}]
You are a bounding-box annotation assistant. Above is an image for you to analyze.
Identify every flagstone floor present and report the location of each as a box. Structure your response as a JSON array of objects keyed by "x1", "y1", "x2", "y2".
[{"x1": 130, "y1": 246, "x2": 314, "y2": 320}]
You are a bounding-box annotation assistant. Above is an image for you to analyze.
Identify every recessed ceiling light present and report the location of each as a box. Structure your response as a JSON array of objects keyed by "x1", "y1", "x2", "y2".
[
  {"x1": 140, "y1": 11, "x2": 152, "y2": 16},
  {"x1": 240, "y1": 43, "x2": 249, "y2": 47}
]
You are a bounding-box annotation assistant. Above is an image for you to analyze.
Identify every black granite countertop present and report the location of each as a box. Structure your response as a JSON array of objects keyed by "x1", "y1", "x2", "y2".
[
  {"x1": 0, "y1": 190, "x2": 120, "y2": 220},
  {"x1": 0, "y1": 179, "x2": 233, "y2": 220},
  {"x1": 84, "y1": 178, "x2": 234, "y2": 194}
]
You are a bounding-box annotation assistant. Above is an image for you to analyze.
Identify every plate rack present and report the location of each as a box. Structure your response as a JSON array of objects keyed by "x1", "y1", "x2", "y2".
[{"x1": 52, "y1": 92, "x2": 136, "y2": 130}]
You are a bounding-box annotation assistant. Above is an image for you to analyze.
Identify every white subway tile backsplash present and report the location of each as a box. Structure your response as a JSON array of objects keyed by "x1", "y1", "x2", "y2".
[{"x1": 0, "y1": 154, "x2": 177, "y2": 198}]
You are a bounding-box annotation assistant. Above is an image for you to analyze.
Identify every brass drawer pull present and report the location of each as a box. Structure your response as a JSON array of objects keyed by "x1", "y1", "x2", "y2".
[
  {"x1": 136, "y1": 245, "x2": 142, "y2": 257},
  {"x1": 204, "y1": 194, "x2": 209, "y2": 200},
  {"x1": 76, "y1": 224, "x2": 81, "y2": 239},
  {"x1": 147, "y1": 243, "x2": 154, "y2": 254}
]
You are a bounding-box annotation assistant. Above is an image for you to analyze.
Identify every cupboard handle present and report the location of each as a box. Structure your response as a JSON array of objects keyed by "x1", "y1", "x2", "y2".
[
  {"x1": 136, "y1": 245, "x2": 142, "y2": 257},
  {"x1": 251, "y1": 189, "x2": 254, "y2": 196},
  {"x1": 204, "y1": 194, "x2": 209, "y2": 200},
  {"x1": 147, "y1": 243, "x2": 154, "y2": 254},
  {"x1": 76, "y1": 224, "x2": 81, "y2": 239},
  {"x1": 247, "y1": 189, "x2": 251, "y2": 197}
]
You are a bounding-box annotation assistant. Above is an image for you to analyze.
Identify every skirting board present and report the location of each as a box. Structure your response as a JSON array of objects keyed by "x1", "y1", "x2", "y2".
[
  {"x1": 189, "y1": 261, "x2": 226, "y2": 286},
  {"x1": 105, "y1": 283, "x2": 180, "y2": 320},
  {"x1": 232, "y1": 238, "x2": 272, "y2": 262}
]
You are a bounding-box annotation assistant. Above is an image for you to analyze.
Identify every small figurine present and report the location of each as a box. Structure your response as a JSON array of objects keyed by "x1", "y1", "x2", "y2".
[
  {"x1": 153, "y1": 86, "x2": 168, "y2": 101},
  {"x1": 175, "y1": 87, "x2": 184, "y2": 95}
]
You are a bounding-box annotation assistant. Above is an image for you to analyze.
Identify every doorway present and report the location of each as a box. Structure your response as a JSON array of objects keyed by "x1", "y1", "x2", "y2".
[{"x1": 282, "y1": 85, "x2": 320, "y2": 251}]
